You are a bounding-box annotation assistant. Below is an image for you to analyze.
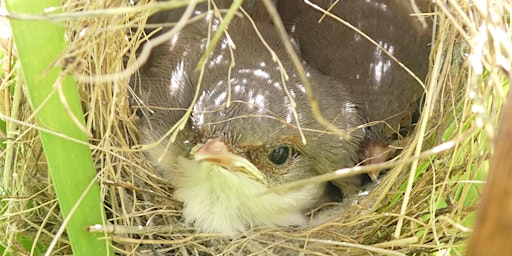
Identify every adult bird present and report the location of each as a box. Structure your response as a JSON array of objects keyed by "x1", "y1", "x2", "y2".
[
  {"x1": 277, "y1": 0, "x2": 432, "y2": 179},
  {"x1": 131, "y1": 6, "x2": 365, "y2": 236}
]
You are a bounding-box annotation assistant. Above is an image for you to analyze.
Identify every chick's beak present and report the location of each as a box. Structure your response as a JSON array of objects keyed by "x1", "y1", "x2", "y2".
[
  {"x1": 363, "y1": 140, "x2": 396, "y2": 181},
  {"x1": 192, "y1": 138, "x2": 267, "y2": 184}
]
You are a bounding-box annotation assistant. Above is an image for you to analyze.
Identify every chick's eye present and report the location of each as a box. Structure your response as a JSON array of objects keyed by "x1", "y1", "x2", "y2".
[{"x1": 268, "y1": 145, "x2": 290, "y2": 165}]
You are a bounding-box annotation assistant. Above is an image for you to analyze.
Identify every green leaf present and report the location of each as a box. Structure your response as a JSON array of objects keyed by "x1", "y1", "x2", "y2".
[
  {"x1": 18, "y1": 235, "x2": 46, "y2": 256},
  {"x1": 0, "y1": 118, "x2": 5, "y2": 149},
  {"x1": 5, "y1": 1, "x2": 113, "y2": 255}
]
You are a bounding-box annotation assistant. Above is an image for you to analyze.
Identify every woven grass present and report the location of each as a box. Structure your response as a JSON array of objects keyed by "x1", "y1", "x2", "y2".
[{"x1": 0, "y1": 0, "x2": 510, "y2": 255}]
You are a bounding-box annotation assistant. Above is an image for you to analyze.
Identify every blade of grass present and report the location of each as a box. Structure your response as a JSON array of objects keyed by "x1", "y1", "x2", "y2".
[
  {"x1": 0, "y1": 38, "x2": 8, "y2": 149},
  {"x1": 5, "y1": 1, "x2": 112, "y2": 255},
  {"x1": 0, "y1": 118, "x2": 5, "y2": 149}
]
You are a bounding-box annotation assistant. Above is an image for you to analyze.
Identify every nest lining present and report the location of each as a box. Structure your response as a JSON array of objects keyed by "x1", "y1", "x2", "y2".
[{"x1": 0, "y1": 0, "x2": 510, "y2": 255}]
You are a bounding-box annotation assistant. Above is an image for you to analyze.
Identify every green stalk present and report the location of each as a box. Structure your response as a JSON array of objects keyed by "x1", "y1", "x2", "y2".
[
  {"x1": 5, "y1": 1, "x2": 112, "y2": 255},
  {"x1": 0, "y1": 118, "x2": 5, "y2": 148}
]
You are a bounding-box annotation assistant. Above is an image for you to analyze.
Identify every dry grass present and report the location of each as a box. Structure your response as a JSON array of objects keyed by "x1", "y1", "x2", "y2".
[{"x1": 1, "y1": 0, "x2": 510, "y2": 255}]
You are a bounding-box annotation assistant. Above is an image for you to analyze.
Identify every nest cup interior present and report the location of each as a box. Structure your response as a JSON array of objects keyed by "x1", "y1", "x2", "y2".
[{"x1": 0, "y1": 0, "x2": 510, "y2": 255}]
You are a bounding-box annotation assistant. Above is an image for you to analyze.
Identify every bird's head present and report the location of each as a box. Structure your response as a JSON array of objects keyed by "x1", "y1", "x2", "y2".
[{"x1": 186, "y1": 64, "x2": 365, "y2": 189}]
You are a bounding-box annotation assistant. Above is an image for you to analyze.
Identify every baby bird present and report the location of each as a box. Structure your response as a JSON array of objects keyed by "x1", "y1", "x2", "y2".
[
  {"x1": 277, "y1": 0, "x2": 432, "y2": 178},
  {"x1": 132, "y1": 8, "x2": 365, "y2": 236}
]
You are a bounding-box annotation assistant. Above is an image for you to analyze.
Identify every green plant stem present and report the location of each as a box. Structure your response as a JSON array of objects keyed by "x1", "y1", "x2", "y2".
[{"x1": 5, "y1": 1, "x2": 112, "y2": 255}]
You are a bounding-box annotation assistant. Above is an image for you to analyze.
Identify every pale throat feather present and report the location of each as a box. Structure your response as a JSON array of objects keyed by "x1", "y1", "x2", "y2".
[{"x1": 173, "y1": 157, "x2": 325, "y2": 236}]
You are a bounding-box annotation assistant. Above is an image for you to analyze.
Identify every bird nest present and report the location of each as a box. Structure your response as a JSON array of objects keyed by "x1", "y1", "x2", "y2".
[{"x1": 0, "y1": 0, "x2": 510, "y2": 255}]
